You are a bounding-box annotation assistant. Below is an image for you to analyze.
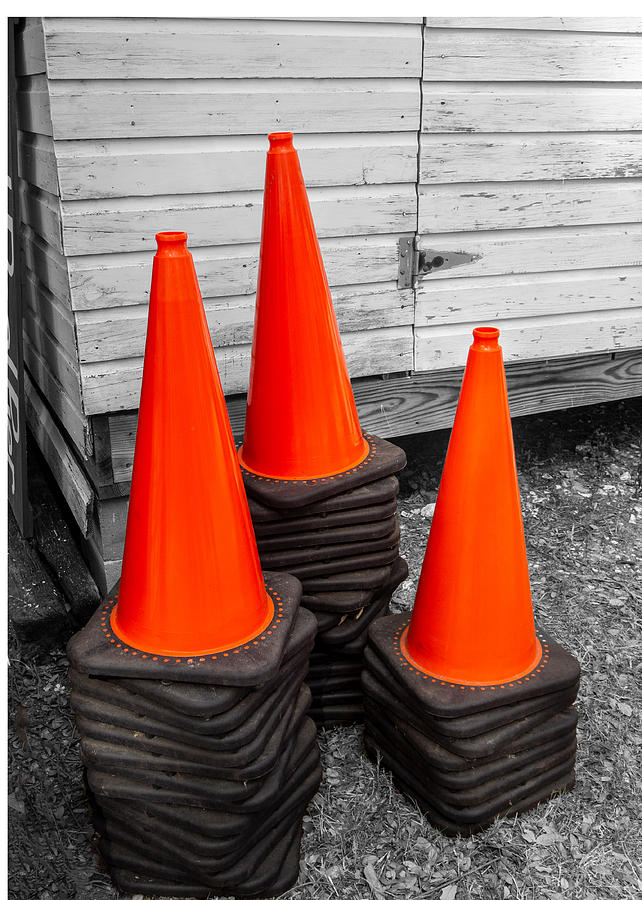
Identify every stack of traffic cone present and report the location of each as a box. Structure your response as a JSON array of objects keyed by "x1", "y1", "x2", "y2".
[
  {"x1": 238, "y1": 134, "x2": 408, "y2": 725},
  {"x1": 363, "y1": 327, "x2": 580, "y2": 835},
  {"x1": 67, "y1": 233, "x2": 321, "y2": 897}
]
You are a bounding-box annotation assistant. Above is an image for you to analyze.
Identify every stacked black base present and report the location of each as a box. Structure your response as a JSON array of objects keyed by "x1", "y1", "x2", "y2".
[
  {"x1": 67, "y1": 573, "x2": 322, "y2": 898},
  {"x1": 363, "y1": 614, "x2": 581, "y2": 835},
  {"x1": 242, "y1": 434, "x2": 408, "y2": 725}
]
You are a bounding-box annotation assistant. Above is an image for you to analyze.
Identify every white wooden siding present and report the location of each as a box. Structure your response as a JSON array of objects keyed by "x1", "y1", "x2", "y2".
[
  {"x1": 18, "y1": 17, "x2": 422, "y2": 424},
  {"x1": 415, "y1": 20, "x2": 642, "y2": 372}
]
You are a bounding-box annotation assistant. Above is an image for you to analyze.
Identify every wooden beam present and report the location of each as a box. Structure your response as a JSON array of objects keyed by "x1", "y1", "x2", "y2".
[{"x1": 94, "y1": 349, "x2": 642, "y2": 491}]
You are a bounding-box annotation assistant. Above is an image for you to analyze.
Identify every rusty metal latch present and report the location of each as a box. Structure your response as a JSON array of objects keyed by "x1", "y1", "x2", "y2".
[{"x1": 398, "y1": 236, "x2": 478, "y2": 288}]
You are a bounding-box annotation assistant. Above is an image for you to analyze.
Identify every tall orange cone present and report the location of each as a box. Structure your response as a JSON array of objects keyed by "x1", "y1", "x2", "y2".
[
  {"x1": 111, "y1": 232, "x2": 272, "y2": 655},
  {"x1": 238, "y1": 132, "x2": 369, "y2": 480},
  {"x1": 403, "y1": 327, "x2": 541, "y2": 685}
]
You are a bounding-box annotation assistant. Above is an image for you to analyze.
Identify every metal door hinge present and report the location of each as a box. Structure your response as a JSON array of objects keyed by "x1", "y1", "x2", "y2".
[{"x1": 398, "y1": 236, "x2": 479, "y2": 288}]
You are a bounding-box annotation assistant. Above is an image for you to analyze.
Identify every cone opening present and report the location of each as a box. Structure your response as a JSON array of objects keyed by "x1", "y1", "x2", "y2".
[
  {"x1": 472, "y1": 326, "x2": 500, "y2": 348},
  {"x1": 268, "y1": 132, "x2": 294, "y2": 151},
  {"x1": 156, "y1": 231, "x2": 188, "y2": 243}
]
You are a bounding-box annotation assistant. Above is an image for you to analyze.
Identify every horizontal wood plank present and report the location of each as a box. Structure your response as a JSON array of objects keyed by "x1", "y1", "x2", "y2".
[
  {"x1": 18, "y1": 132, "x2": 59, "y2": 195},
  {"x1": 54, "y1": 132, "x2": 417, "y2": 200},
  {"x1": 74, "y1": 283, "x2": 414, "y2": 363},
  {"x1": 43, "y1": 18, "x2": 421, "y2": 80},
  {"x1": 66, "y1": 234, "x2": 403, "y2": 310},
  {"x1": 80, "y1": 326, "x2": 414, "y2": 414},
  {"x1": 15, "y1": 18, "x2": 46, "y2": 76},
  {"x1": 60, "y1": 184, "x2": 416, "y2": 255},
  {"x1": 415, "y1": 310, "x2": 642, "y2": 371},
  {"x1": 424, "y1": 30, "x2": 642, "y2": 81},
  {"x1": 416, "y1": 224, "x2": 642, "y2": 280},
  {"x1": 23, "y1": 334, "x2": 90, "y2": 455},
  {"x1": 24, "y1": 372, "x2": 94, "y2": 535},
  {"x1": 17, "y1": 74, "x2": 53, "y2": 136},
  {"x1": 416, "y1": 268, "x2": 642, "y2": 326},
  {"x1": 22, "y1": 269, "x2": 76, "y2": 355},
  {"x1": 48, "y1": 78, "x2": 420, "y2": 139},
  {"x1": 22, "y1": 226, "x2": 71, "y2": 303},
  {"x1": 425, "y1": 19, "x2": 642, "y2": 33},
  {"x1": 103, "y1": 349, "x2": 642, "y2": 486},
  {"x1": 420, "y1": 134, "x2": 642, "y2": 184},
  {"x1": 23, "y1": 306, "x2": 83, "y2": 408},
  {"x1": 19, "y1": 182, "x2": 63, "y2": 253},
  {"x1": 423, "y1": 86, "x2": 642, "y2": 133},
  {"x1": 419, "y1": 180, "x2": 642, "y2": 233}
]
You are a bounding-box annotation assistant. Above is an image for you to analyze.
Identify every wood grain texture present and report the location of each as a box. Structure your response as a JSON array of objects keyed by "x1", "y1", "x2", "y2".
[
  {"x1": 424, "y1": 29, "x2": 642, "y2": 81},
  {"x1": 23, "y1": 306, "x2": 82, "y2": 407},
  {"x1": 53, "y1": 133, "x2": 417, "y2": 200},
  {"x1": 65, "y1": 234, "x2": 402, "y2": 310},
  {"x1": 416, "y1": 268, "x2": 642, "y2": 326},
  {"x1": 425, "y1": 19, "x2": 642, "y2": 33},
  {"x1": 15, "y1": 18, "x2": 46, "y2": 76},
  {"x1": 415, "y1": 310, "x2": 642, "y2": 372},
  {"x1": 59, "y1": 184, "x2": 416, "y2": 255},
  {"x1": 23, "y1": 334, "x2": 90, "y2": 455},
  {"x1": 24, "y1": 372, "x2": 93, "y2": 535},
  {"x1": 19, "y1": 182, "x2": 63, "y2": 253},
  {"x1": 408, "y1": 225, "x2": 642, "y2": 281},
  {"x1": 22, "y1": 270, "x2": 76, "y2": 355},
  {"x1": 48, "y1": 78, "x2": 420, "y2": 139},
  {"x1": 22, "y1": 226, "x2": 71, "y2": 303},
  {"x1": 17, "y1": 74, "x2": 53, "y2": 136},
  {"x1": 18, "y1": 132, "x2": 59, "y2": 195},
  {"x1": 419, "y1": 180, "x2": 642, "y2": 233},
  {"x1": 79, "y1": 325, "x2": 414, "y2": 415},
  {"x1": 423, "y1": 86, "x2": 642, "y2": 133},
  {"x1": 420, "y1": 134, "x2": 642, "y2": 184},
  {"x1": 74, "y1": 283, "x2": 414, "y2": 364},
  {"x1": 42, "y1": 18, "x2": 421, "y2": 80},
  {"x1": 102, "y1": 349, "x2": 642, "y2": 486}
]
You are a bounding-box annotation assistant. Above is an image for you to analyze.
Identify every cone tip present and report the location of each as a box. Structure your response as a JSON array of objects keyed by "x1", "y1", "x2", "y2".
[
  {"x1": 472, "y1": 326, "x2": 500, "y2": 350},
  {"x1": 268, "y1": 132, "x2": 294, "y2": 152},
  {"x1": 155, "y1": 231, "x2": 188, "y2": 257}
]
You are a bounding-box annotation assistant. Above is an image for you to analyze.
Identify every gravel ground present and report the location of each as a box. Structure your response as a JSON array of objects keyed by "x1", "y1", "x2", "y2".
[{"x1": 8, "y1": 398, "x2": 642, "y2": 900}]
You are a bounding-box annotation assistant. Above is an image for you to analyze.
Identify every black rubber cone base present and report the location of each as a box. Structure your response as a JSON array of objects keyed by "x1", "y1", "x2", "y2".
[
  {"x1": 316, "y1": 596, "x2": 390, "y2": 648},
  {"x1": 367, "y1": 613, "x2": 581, "y2": 718},
  {"x1": 365, "y1": 708, "x2": 577, "y2": 791},
  {"x1": 259, "y1": 522, "x2": 400, "y2": 568},
  {"x1": 86, "y1": 717, "x2": 319, "y2": 811},
  {"x1": 102, "y1": 816, "x2": 304, "y2": 897},
  {"x1": 99, "y1": 611, "x2": 316, "y2": 718},
  {"x1": 79, "y1": 684, "x2": 311, "y2": 781},
  {"x1": 249, "y1": 475, "x2": 400, "y2": 522},
  {"x1": 257, "y1": 515, "x2": 398, "y2": 551},
  {"x1": 287, "y1": 546, "x2": 400, "y2": 580},
  {"x1": 73, "y1": 672, "x2": 303, "y2": 757},
  {"x1": 363, "y1": 647, "x2": 579, "y2": 739},
  {"x1": 241, "y1": 435, "x2": 406, "y2": 509},
  {"x1": 302, "y1": 562, "x2": 395, "y2": 593},
  {"x1": 254, "y1": 499, "x2": 398, "y2": 538},
  {"x1": 69, "y1": 642, "x2": 310, "y2": 735},
  {"x1": 365, "y1": 716, "x2": 576, "y2": 808},
  {"x1": 364, "y1": 731, "x2": 575, "y2": 836},
  {"x1": 68, "y1": 571, "x2": 305, "y2": 686},
  {"x1": 361, "y1": 669, "x2": 576, "y2": 760},
  {"x1": 96, "y1": 757, "x2": 321, "y2": 860},
  {"x1": 304, "y1": 555, "x2": 407, "y2": 614}
]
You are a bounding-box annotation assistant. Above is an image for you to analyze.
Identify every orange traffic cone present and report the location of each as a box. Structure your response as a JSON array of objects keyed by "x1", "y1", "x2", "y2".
[
  {"x1": 403, "y1": 326, "x2": 541, "y2": 685},
  {"x1": 238, "y1": 132, "x2": 369, "y2": 480},
  {"x1": 111, "y1": 232, "x2": 272, "y2": 656}
]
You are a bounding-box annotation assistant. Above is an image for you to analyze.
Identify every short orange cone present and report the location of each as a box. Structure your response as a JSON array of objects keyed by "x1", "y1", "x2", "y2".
[
  {"x1": 403, "y1": 326, "x2": 541, "y2": 685},
  {"x1": 111, "y1": 231, "x2": 272, "y2": 655},
  {"x1": 238, "y1": 132, "x2": 369, "y2": 480}
]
